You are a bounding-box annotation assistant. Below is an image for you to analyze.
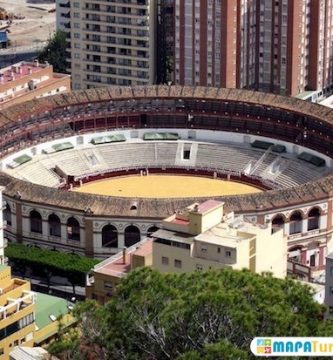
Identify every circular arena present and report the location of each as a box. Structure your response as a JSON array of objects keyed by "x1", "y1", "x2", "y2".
[{"x1": 1, "y1": 85, "x2": 333, "y2": 276}]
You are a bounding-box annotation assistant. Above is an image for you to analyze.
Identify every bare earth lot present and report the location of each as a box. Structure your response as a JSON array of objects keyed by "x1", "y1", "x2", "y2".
[{"x1": 0, "y1": 0, "x2": 55, "y2": 47}]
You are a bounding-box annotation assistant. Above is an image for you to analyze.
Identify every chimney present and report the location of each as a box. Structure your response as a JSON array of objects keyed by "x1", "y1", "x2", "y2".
[{"x1": 122, "y1": 247, "x2": 127, "y2": 264}]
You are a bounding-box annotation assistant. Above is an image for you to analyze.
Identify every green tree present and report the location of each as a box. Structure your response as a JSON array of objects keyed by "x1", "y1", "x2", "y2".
[
  {"x1": 49, "y1": 267, "x2": 331, "y2": 359},
  {"x1": 38, "y1": 30, "x2": 68, "y2": 73},
  {"x1": 5, "y1": 243, "x2": 99, "y2": 293}
]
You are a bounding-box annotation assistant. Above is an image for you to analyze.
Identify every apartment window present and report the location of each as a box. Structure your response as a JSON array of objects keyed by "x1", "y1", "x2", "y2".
[
  {"x1": 217, "y1": 247, "x2": 221, "y2": 253},
  {"x1": 331, "y1": 267, "x2": 333, "y2": 276},
  {"x1": 14, "y1": 340, "x2": 19, "y2": 346},
  {"x1": 74, "y1": 33, "x2": 80, "y2": 39},
  {"x1": 330, "y1": 287, "x2": 333, "y2": 295},
  {"x1": 162, "y1": 256, "x2": 169, "y2": 265},
  {"x1": 225, "y1": 250, "x2": 231, "y2": 257},
  {"x1": 74, "y1": 53, "x2": 80, "y2": 59},
  {"x1": 73, "y1": 2, "x2": 80, "y2": 8},
  {"x1": 201, "y1": 247, "x2": 207, "y2": 253},
  {"x1": 104, "y1": 281, "x2": 113, "y2": 290},
  {"x1": 183, "y1": 150, "x2": 190, "y2": 160},
  {"x1": 74, "y1": 23, "x2": 80, "y2": 29},
  {"x1": 73, "y1": 12, "x2": 79, "y2": 18},
  {"x1": 174, "y1": 259, "x2": 182, "y2": 268},
  {"x1": 74, "y1": 43, "x2": 80, "y2": 49}
]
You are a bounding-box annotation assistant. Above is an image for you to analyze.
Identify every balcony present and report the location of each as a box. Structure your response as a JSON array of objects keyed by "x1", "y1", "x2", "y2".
[{"x1": 0, "y1": 290, "x2": 35, "y2": 320}]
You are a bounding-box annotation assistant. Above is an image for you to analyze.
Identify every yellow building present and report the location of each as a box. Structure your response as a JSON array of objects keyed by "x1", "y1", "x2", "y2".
[
  {"x1": 0, "y1": 265, "x2": 75, "y2": 360},
  {"x1": 0, "y1": 265, "x2": 36, "y2": 360},
  {"x1": 152, "y1": 200, "x2": 287, "y2": 278},
  {"x1": 86, "y1": 239, "x2": 153, "y2": 305}
]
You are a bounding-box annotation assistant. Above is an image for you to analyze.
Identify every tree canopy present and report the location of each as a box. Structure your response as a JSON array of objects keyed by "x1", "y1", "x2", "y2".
[
  {"x1": 5, "y1": 243, "x2": 99, "y2": 292},
  {"x1": 48, "y1": 267, "x2": 333, "y2": 359},
  {"x1": 38, "y1": 30, "x2": 68, "y2": 73}
]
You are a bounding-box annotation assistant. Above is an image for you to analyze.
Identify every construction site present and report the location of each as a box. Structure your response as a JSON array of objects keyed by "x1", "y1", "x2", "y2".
[{"x1": 0, "y1": 0, "x2": 55, "y2": 47}]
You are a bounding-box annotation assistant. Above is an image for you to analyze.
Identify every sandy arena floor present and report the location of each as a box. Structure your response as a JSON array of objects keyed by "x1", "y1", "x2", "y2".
[
  {"x1": 0, "y1": 0, "x2": 55, "y2": 47},
  {"x1": 73, "y1": 175, "x2": 262, "y2": 198}
]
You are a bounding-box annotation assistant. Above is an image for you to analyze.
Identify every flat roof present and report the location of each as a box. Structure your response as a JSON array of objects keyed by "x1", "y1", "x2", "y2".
[
  {"x1": 35, "y1": 292, "x2": 72, "y2": 330},
  {"x1": 95, "y1": 239, "x2": 153, "y2": 277},
  {"x1": 0, "y1": 62, "x2": 47, "y2": 85},
  {"x1": 196, "y1": 199, "x2": 223, "y2": 213}
]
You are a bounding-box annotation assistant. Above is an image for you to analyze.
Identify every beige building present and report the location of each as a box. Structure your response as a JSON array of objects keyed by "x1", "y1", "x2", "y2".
[
  {"x1": 87, "y1": 200, "x2": 287, "y2": 304},
  {"x1": 58, "y1": 0, "x2": 157, "y2": 90},
  {"x1": 86, "y1": 239, "x2": 153, "y2": 305},
  {"x1": 0, "y1": 61, "x2": 70, "y2": 110},
  {"x1": 152, "y1": 200, "x2": 287, "y2": 278}
]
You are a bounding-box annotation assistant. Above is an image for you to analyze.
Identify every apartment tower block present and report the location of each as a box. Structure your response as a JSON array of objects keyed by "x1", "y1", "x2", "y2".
[
  {"x1": 172, "y1": 0, "x2": 333, "y2": 97},
  {"x1": 57, "y1": 0, "x2": 157, "y2": 90}
]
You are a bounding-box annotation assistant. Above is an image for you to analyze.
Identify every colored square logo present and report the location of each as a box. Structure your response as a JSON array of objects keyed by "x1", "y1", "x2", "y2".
[
  {"x1": 264, "y1": 346, "x2": 272, "y2": 354},
  {"x1": 264, "y1": 339, "x2": 272, "y2": 346},
  {"x1": 257, "y1": 339, "x2": 265, "y2": 346},
  {"x1": 257, "y1": 347, "x2": 265, "y2": 354}
]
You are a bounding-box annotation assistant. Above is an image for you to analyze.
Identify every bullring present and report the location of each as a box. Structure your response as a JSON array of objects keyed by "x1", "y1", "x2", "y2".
[{"x1": 0, "y1": 85, "x2": 332, "y2": 277}]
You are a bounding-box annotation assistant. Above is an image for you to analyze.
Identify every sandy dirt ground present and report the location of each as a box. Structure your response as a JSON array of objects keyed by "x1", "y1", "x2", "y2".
[
  {"x1": 73, "y1": 175, "x2": 263, "y2": 198},
  {"x1": 0, "y1": 0, "x2": 56, "y2": 47}
]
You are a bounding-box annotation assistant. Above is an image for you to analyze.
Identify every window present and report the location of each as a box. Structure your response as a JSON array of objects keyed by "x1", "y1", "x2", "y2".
[
  {"x1": 217, "y1": 247, "x2": 221, "y2": 253},
  {"x1": 73, "y1": 2, "x2": 80, "y2": 8},
  {"x1": 183, "y1": 150, "x2": 190, "y2": 159},
  {"x1": 162, "y1": 256, "x2": 169, "y2": 265},
  {"x1": 330, "y1": 287, "x2": 333, "y2": 295},
  {"x1": 104, "y1": 281, "x2": 113, "y2": 290},
  {"x1": 308, "y1": 208, "x2": 320, "y2": 231},
  {"x1": 330, "y1": 266, "x2": 333, "y2": 276},
  {"x1": 0, "y1": 349, "x2": 3, "y2": 355},
  {"x1": 196, "y1": 264, "x2": 203, "y2": 271},
  {"x1": 201, "y1": 247, "x2": 207, "y2": 253},
  {"x1": 225, "y1": 250, "x2": 231, "y2": 257},
  {"x1": 289, "y1": 211, "x2": 303, "y2": 235},
  {"x1": 174, "y1": 259, "x2": 182, "y2": 268},
  {"x1": 30, "y1": 210, "x2": 42, "y2": 234},
  {"x1": 74, "y1": 33, "x2": 80, "y2": 39}
]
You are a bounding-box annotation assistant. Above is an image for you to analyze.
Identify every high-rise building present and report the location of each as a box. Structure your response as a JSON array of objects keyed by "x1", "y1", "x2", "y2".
[
  {"x1": 57, "y1": 0, "x2": 157, "y2": 90},
  {"x1": 171, "y1": 0, "x2": 333, "y2": 97}
]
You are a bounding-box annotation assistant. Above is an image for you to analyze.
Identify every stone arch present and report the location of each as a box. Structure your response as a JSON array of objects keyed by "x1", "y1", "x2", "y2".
[
  {"x1": 102, "y1": 224, "x2": 118, "y2": 248},
  {"x1": 307, "y1": 207, "x2": 321, "y2": 231},
  {"x1": 289, "y1": 210, "x2": 303, "y2": 235},
  {"x1": 3, "y1": 203, "x2": 11, "y2": 226},
  {"x1": 124, "y1": 225, "x2": 140, "y2": 247},
  {"x1": 67, "y1": 217, "x2": 80, "y2": 241},
  {"x1": 30, "y1": 210, "x2": 42, "y2": 234},
  {"x1": 48, "y1": 213, "x2": 61, "y2": 237}
]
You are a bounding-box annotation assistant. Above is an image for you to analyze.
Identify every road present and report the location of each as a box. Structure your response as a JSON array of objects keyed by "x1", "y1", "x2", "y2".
[{"x1": 0, "y1": 42, "x2": 46, "y2": 68}]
